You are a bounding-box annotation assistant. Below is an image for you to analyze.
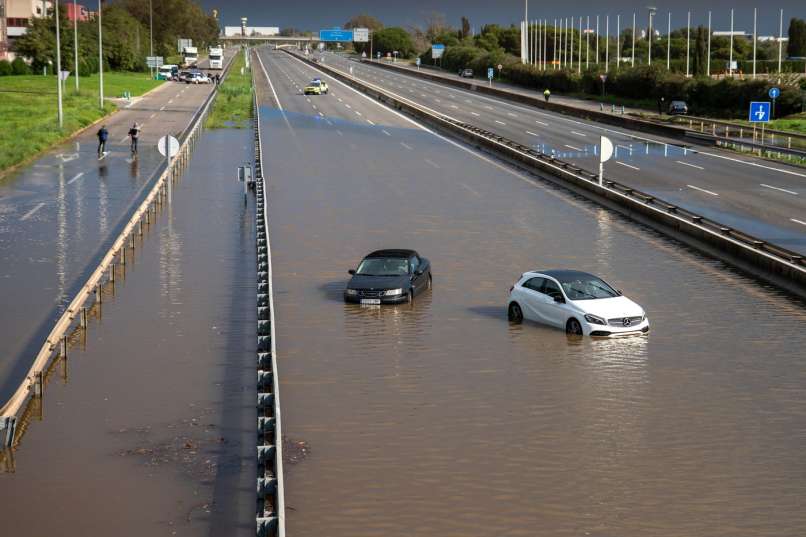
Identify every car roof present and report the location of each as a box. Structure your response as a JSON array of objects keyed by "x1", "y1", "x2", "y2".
[
  {"x1": 527, "y1": 269, "x2": 597, "y2": 281},
  {"x1": 365, "y1": 249, "x2": 418, "y2": 259}
]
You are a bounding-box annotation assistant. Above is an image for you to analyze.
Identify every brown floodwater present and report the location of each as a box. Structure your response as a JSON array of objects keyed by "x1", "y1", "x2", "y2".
[
  {"x1": 255, "y1": 56, "x2": 806, "y2": 537},
  {"x1": 0, "y1": 129, "x2": 256, "y2": 537}
]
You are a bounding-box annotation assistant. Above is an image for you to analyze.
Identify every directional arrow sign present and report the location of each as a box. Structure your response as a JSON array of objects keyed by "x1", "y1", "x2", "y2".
[
  {"x1": 748, "y1": 101, "x2": 770, "y2": 123},
  {"x1": 769, "y1": 87, "x2": 780, "y2": 99}
]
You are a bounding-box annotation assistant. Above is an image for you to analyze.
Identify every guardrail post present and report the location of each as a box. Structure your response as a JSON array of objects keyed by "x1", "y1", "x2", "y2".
[
  {"x1": 1, "y1": 417, "x2": 16, "y2": 448},
  {"x1": 700, "y1": 121, "x2": 704, "y2": 132},
  {"x1": 61, "y1": 335, "x2": 68, "y2": 358},
  {"x1": 80, "y1": 307, "x2": 88, "y2": 329},
  {"x1": 121, "y1": 246, "x2": 126, "y2": 265},
  {"x1": 109, "y1": 264, "x2": 115, "y2": 283},
  {"x1": 138, "y1": 220, "x2": 143, "y2": 236},
  {"x1": 788, "y1": 137, "x2": 792, "y2": 149},
  {"x1": 725, "y1": 126, "x2": 730, "y2": 139},
  {"x1": 96, "y1": 283, "x2": 102, "y2": 304},
  {"x1": 33, "y1": 371, "x2": 43, "y2": 397}
]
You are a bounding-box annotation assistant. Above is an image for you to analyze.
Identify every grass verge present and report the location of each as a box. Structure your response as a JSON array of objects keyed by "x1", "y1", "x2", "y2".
[
  {"x1": 0, "y1": 72, "x2": 163, "y2": 172},
  {"x1": 205, "y1": 52, "x2": 252, "y2": 129}
]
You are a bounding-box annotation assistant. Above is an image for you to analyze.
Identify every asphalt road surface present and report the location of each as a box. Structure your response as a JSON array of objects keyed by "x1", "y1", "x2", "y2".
[
  {"x1": 255, "y1": 47, "x2": 806, "y2": 537},
  {"x1": 314, "y1": 51, "x2": 806, "y2": 254}
]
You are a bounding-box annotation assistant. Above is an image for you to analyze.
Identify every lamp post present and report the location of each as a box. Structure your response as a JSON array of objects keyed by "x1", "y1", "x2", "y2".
[
  {"x1": 149, "y1": 0, "x2": 153, "y2": 78},
  {"x1": 648, "y1": 7, "x2": 656, "y2": 66},
  {"x1": 73, "y1": 0, "x2": 78, "y2": 91},
  {"x1": 605, "y1": 15, "x2": 609, "y2": 72},
  {"x1": 707, "y1": 11, "x2": 711, "y2": 77},
  {"x1": 595, "y1": 15, "x2": 599, "y2": 65},
  {"x1": 98, "y1": 0, "x2": 103, "y2": 108},
  {"x1": 752, "y1": 8, "x2": 757, "y2": 78},
  {"x1": 777, "y1": 9, "x2": 783, "y2": 77},
  {"x1": 667, "y1": 12, "x2": 671, "y2": 70},
  {"x1": 55, "y1": 0, "x2": 63, "y2": 128},
  {"x1": 685, "y1": 10, "x2": 691, "y2": 77},
  {"x1": 579, "y1": 17, "x2": 583, "y2": 73},
  {"x1": 631, "y1": 12, "x2": 636, "y2": 67},
  {"x1": 729, "y1": 8, "x2": 734, "y2": 78}
]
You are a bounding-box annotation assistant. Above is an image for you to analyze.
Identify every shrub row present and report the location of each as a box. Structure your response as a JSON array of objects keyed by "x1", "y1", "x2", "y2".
[{"x1": 0, "y1": 58, "x2": 32, "y2": 76}]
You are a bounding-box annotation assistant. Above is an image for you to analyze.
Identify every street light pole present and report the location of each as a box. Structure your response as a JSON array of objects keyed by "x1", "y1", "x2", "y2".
[
  {"x1": 631, "y1": 12, "x2": 636, "y2": 67},
  {"x1": 667, "y1": 12, "x2": 671, "y2": 70},
  {"x1": 729, "y1": 8, "x2": 734, "y2": 78},
  {"x1": 752, "y1": 8, "x2": 757, "y2": 78},
  {"x1": 98, "y1": 0, "x2": 103, "y2": 108},
  {"x1": 579, "y1": 17, "x2": 583, "y2": 73},
  {"x1": 616, "y1": 15, "x2": 620, "y2": 70},
  {"x1": 686, "y1": 11, "x2": 690, "y2": 77},
  {"x1": 707, "y1": 11, "x2": 711, "y2": 77},
  {"x1": 648, "y1": 7, "x2": 656, "y2": 66},
  {"x1": 149, "y1": 0, "x2": 153, "y2": 78},
  {"x1": 73, "y1": 0, "x2": 78, "y2": 91},
  {"x1": 55, "y1": 0, "x2": 63, "y2": 128},
  {"x1": 595, "y1": 15, "x2": 599, "y2": 65},
  {"x1": 586, "y1": 16, "x2": 590, "y2": 69},
  {"x1": 777, "y1": 9, "x2": 783, "y2": 77},
  {"x1": 605, "y1": 15, "x2": 609, "y2": 72}
]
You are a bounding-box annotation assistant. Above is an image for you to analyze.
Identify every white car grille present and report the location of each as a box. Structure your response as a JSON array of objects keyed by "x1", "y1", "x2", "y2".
[{"x1": 608, "y1": 316, "x2": 644, "y2": 327}]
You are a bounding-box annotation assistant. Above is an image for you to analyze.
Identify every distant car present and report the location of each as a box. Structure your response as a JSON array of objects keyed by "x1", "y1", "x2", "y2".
[
  {"x1": 157, "y1": 64, "x2": 179, "y2": 80},
  {"x1": 458, "y1": 68, "x2": 474, "y2": 78},
  {"x1": 177, "y1": 71, "x2": 193, "y2": 82},
  {"x1": 507, "y1": 270, "x2": 649, "y2": 337},
  {"x1": 185, "y1": 72, "x2": 210, "y2": 84},
  {"x1": 344, "y1": 249, "x2": 432, "y2": 305},
  {"x1": 668, "y1": 100, "x2": 688, "y2": 115},
  {"x1": 304, "y1": 78, "x2": 329, "y2": 95}
]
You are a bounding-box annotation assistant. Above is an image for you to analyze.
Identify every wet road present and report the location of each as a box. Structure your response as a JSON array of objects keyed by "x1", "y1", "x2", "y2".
[
  {"x1": 313, "y1": 51, "x2": 806, "y2": 254},
  {"x1": 0, "y1": 68, "x2": 224, "y2": 402},
  {"x1": 257, "y1": 48, "x2": 806, "y2": 536},
  {"x1": 0, "y1": 129, "x2": 256, "y2": 537}
]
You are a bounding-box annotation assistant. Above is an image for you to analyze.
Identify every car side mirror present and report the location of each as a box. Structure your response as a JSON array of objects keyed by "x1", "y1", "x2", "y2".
[
  {"x1": 348, "y1": 269, "x2": 356, "y2": 275},
  {"x1": 415, "y1": 269, "x2": 423, "y2": 276},
  {"x1": 553, "y1": 295, "x2": 565, "y2": 304}
]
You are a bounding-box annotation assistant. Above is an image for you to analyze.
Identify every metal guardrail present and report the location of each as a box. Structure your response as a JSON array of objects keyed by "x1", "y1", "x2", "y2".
[
  {"x1": 0, "y1": 52, "x2": 237, "y2": 447},
  {"x1": 288, "y1": 49, "x2": 806, "y2": 298},
  {"x1": 252, "y1": 65, "x2": 286, "y2": 537}
]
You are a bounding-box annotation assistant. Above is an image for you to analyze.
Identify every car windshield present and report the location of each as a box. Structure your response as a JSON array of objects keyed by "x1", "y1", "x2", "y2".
[
  {"x1": 555, "y1": 274, "x2": 619, "y2": 300},
  {"x1": 355, "y1": 257, "x2": 409, "y2": 276},
  {"x1": 309, "y1": 81, "x2": 321, "y2": 86}
]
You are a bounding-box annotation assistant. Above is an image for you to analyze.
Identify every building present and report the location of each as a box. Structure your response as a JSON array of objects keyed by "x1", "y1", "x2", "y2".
[
  {"x1": 2, "y1": 0, "x2": 54, "y2": 61},
  {"x1": 66, "y1": 2, "x2": 93, "y2": 22}
]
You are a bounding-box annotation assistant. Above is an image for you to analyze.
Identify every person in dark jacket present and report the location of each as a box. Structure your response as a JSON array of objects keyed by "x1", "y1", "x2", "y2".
[
  {"x1": 97, "y1": 125, "x2": 109, "y2": 157},
  {"x1": 128, "y1": 123, "x2": 141, "y2": 154}
]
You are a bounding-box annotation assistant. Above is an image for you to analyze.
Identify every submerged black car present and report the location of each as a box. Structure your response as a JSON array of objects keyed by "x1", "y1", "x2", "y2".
[{"x1": 344, "y1": 249, "x2": 432, "y2": 304}]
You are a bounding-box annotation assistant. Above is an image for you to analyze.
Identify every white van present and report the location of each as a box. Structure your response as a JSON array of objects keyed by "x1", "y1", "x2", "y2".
[{"x1": 157, "y1": 64, "x2": 179, "y2": 80}]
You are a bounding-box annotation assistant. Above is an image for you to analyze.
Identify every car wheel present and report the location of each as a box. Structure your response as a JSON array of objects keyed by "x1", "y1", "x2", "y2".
[
  {"x1": 407, "y1": 290, "x2": 414, "y2": 304},
  {"x1": 566, "y1": 318, "x2": 583, "y2": 336},
  {"x1": 508, "y1": 302, "x2": 523, "y2": 324}
]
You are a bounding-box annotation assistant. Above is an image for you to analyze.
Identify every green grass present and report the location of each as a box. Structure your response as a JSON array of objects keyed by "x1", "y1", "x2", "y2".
[
  {"x1": 205, "y1": 53, "x2": 252, "y2": 129},
  {"x1": 0, "y1": 72, "x2": 163, "y2": 172}
]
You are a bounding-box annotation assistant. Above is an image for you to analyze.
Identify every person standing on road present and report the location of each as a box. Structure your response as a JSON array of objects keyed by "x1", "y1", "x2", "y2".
[
  {"x1": 97, "y1": 125, "x2": 109, "y2": 157},
  {"x1": 128, "y1": 123, "x2": 141, "y2": 154},
  {"x1": 544, "y1": 88, "x2": 551, "y2": 102}
]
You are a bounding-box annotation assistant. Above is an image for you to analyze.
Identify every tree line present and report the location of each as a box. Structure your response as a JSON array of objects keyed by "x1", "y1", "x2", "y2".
[{"x1": 1, "y1": 0, "x2": 219, "y2": 74}]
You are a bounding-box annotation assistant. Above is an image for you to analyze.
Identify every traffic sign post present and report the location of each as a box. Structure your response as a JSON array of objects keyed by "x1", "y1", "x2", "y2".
[
  {"x1": 599, "y1": 136, "x2": 614, "y2": 186},
  {"x1": 158, "y1": 135, "x2": 180, "y2": 203},
  {"x1": 487, "y1": 67, "x2": 494, "y2": 87},
  {"x1": 749, "y1": 102, "x2": 771, "y2": 146},
  {"x1": 319, "y1": 29, "x2": 354, "y2": 42},
  {"x1": 769, "y1": 87, "x2": 780, "y2": 120}
]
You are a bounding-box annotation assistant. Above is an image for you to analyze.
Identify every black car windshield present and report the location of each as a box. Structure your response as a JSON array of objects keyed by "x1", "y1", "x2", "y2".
[
  {"x1": 555, "y1": 275, "x2": 619, "y2": 300},
  {"x1": 356, "y1": 257, "x2": 409, "y2": 276}
]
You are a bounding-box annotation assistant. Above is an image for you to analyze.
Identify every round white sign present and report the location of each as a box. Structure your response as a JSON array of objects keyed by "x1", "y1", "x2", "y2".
[
  {"x1": 157, "y1": 135, "x2": 180, "y2": 158},
  {"x1": 600, "y1": 136, "x2": 614, "y2": 163}
]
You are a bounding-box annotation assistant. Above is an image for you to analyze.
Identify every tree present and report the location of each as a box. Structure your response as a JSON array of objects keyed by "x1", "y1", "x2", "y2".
[
  {"x1": 692, "y1": 26, "x2": 707, "y2": 76},
  {"x1": 461, "y1": 17, "x2": 471, "y2": 39},
  {"x1": 372, "y1": 27, "x2": 415, "y2": 58},
  {"x1": 345, "y1": 14, "x2": 383, "y2": 55},
  {"x1": 121, "y1": 0, "x2": 219, "y2": 57},
  {"x1": 788, "y1": 18, "x2": 806, "y2": 57}
]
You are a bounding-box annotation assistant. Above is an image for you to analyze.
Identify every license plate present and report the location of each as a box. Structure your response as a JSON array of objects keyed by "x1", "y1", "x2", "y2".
[{"x1": 360, "y1": 299, "x2": 381, "y2": 305}]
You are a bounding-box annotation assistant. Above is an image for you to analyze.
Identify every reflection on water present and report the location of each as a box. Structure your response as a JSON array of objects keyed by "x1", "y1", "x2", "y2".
[{"x1": 260, "y1": 103, "x2": 806, "y2": 537}]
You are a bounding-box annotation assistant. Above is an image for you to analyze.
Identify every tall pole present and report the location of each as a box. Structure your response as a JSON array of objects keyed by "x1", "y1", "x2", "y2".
[
  {"x1": 543, "y1": 19, "x2": 547, "y2": 70},
  {"x1": 686, "y1": 11, "x2": 691, "y2": 77},
  {"x1": 777, "y1": 9, "x2": 783, "y2": 77},
  {"x1": 632, "y1": 12, "x2": 636, "y2": 67},
  {"x1": 605, "y1": 15, "x2": 609, "y2": 72},
  {"x1": 616, "y1": 15, "x2": 620, "y2": 69},
  {"x1": 98, "y1": 0, "x2": 103, "y2": 108},
  {"x1": 752, "y1": 8, "x2": 757, "y2": 78},
  {"x1": 554, "y1": 19, "x2": 557, "y2": 69},
  {"x1": 707, "y1": 11, "x2": 711, "y2": 77},
  {"x1": 648, "y1": 9, "x2": 654, "y2": 66},
  {"x1": 524, "y1": 0, "x2": 528, "y2": 64},
  {"x1": 570, "y1": 17, "x2": 575, "y2": 71},
  {"x1": 73, "y1": 0, "x2": 79, "y2": 91},
  {"x1": 729, "y1": 8, "x2": 734, "y2": 77},
  {"x1": 667, "y1": 12, "x2": 671, "y2": 70},
  {"x1": 149, "y1": 0, "x2": 153, "y2": 78},
  {"x1": 559, "y1": 18, "x2": 563, "y2": 68},
  {"x1": 586, "y1": 16, "x2": 590, "y2": 69},
  {"x1": 538, "y1": 20, "x2": 542, "y2": 68},
  {"x1": 595, "y1": 15, "x2": 599, "y2": 65},
  {"x1": 55, "y1": 0, "x2": 63, "y2": 128},
  {"x1": 579, "y1": 17, "x2": 583, "y2": 73}
]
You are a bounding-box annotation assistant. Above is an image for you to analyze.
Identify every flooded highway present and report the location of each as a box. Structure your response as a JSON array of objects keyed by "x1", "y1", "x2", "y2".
[
  {"x1": 257, "y1": 49, "x2": 806, "y2": 536},
  {"x1": 0, "y1": 129, "x2": 256, "y2": 537}
]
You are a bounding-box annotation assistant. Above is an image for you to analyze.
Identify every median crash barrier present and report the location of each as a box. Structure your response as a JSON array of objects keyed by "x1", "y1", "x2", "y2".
[
  {"x1": 0, "y1": 54, "x2": 237, "y2": 449},
  {"x1": 252, "y1": 74, "x2": 286, "y2": 537},
  {"x1": 285, "y1": 49, "x2": 806, "y2": 299}
]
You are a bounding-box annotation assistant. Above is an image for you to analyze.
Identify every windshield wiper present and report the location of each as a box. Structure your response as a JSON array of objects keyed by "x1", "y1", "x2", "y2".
[{"x1": 568, "y1": 287, "x2": 597, "y2": 299}]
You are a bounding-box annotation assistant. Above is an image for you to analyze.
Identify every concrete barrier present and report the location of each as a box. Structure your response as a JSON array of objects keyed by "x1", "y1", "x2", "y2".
[{"x1": 289, "y1": 50, "x2": 806, "y2": 299}]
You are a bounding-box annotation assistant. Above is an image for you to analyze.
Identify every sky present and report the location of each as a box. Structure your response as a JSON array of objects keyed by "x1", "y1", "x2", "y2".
[{"x1": 200, "y1": 1, "x2": 805, "y2": 36}]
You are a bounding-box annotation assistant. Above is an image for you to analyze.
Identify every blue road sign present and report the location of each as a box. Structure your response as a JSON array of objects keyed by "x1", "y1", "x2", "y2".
[
  {"x1": 319, "y1": 29, "x2": 354, "y2": 42},
  {"x1": 769, "y1": 87, "x2": 780, "y2": 99},
  {"x1": 487, "y1": 67, "x2": 494, "y2": 79},
  {"x1": 749, "y1": 101, "x2": 771, "y2": 123}
]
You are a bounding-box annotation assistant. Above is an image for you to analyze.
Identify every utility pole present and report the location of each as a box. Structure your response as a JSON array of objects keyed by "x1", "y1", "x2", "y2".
[
  {"x1": 777, "y1": 9, "x2": 783, "y2": 77},
  {"x1": 579, "y1": 17, "x2": 583, "y2": 73},
  {"x1": 667, "y1": 12, "x2": 671, "y2": 70},
  {"x1": 586, "y1": 16, "x2": 590, "y2": 69},
  {"x1": 729, "y1": 8, "x2": 734, "y2": 77},
  {"x1": 752, "y1": 8, "x2": 757, "y2": 78},
  {"x1": 553, "y1": 19, "x2": 557, "y2": 69},
  {"x1": 595, "y1": 15, "x2": 599, "y2": 65},
  {"x1": 632, "y1": 12, "x2": 636, "y2": 67},
  {"x1": 686, "y1": 11, "x2": 691, "y2": 77},
  {"x1": 707, "y1": 11, "x2": 711, "y2": 77},
  {"x1": 616, "y1": 15, "x2": 620, "y2": 69},
  {"x1": 648, "y1": 7, "x2": 656, "y2": 66},
  {"x1": 98, "y1": 0, "x2": 103, "y2": 108},
  {"x1": 570, "y1": 17, "x2": 575, "y2": 71},
  {"x1": 55, "y1": 0, "x2": 63, "y2": 128},
  {"x1": 605, "y1": 15, "x2": 609, "y2": 72},
  {"x1": 73, "y1": 0, "x2": 79, "y2": 91},
  {"x1": 149, "y1": 0, "x2": 153, "y2": 79}
]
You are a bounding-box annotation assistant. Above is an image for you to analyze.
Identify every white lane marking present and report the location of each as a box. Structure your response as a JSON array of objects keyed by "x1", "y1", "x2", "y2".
[
  {"x1": 168, "y1": 99, "x2": 173, "y2": 104},
  {"x1": 325, "y1": 120, "x2": 333, "y2": 126},
  {"x1": 400, "y1": 142, "x2": 413, "y2": 150},
  {"x1": 337, "y1": 97, "x2": 342, "y2": 102},
  {"x1": 484, "y1": 105, "x2": 494, "y2": 110},
  {"x1": 159, "y1": 105, "x2": 165, "y2": 111},
  {"x1": 256, "y1": 51, "x2": 284, "y2": 112},
  {"x1": 120, "y1": 136, "x2": 129, "y2": 143},
  {"x1": 507, "y1": 112, "x2": 518, "y2": 117},
  {"x1": 495, "y1": 120, "x2": 506, "y2": 125},
  {"x1": 306, "y1": 98, "x2": 311, "y2": 102},
  {"x1": 149, "y1": 113, "x2": 156, "y2": 119},
  {"x1": 67, "y1": 172, "x2": 85, "y2": 185},
  {"x1": 791, "y1": 218, "x2": 806, "y2": 227},
  {"x1": 687, "y1": 184, "x2": 719, "y2": 196},
  {"x1": 20, "y1": 202, "x2": 45, "y2": 221},
  {"x1": 675, "y1": 160, "x2": 705, "y2": 170},
  {"x1": 570, "y1": 131, "x2": 587, "y2": 137},
  {"x1": 459, "y1": 183, "x2": 481, "y2": 197},
  {"x1": 535, "y1": 120, "x2": 549, "y2": 126},
  {"x1": 760, "y1": 184, "x2": 798, "y2": 195},
  {"x1": 424, "y1": 158, "x2": 440, "y2": 168},
  {"x1": 564, "y1": 144, "x2": 583, "y2": 151},
  {"x1": 319, "y1": 112, "x2": 325, "y2": 117},
  {"x1": 366, "y1": 119, "x2": 375, "y2": 125},
  {"x1": 345, "y1": 103, "x2": 351, "y2": 109},
  {"x1": 312, "y1": 104, "x2": 317, "y2": 110},
  {"x1": 435, "y1": 98, "x2": 441, "y2": 103},
  {"x1": 355, "y1": 110, "x2": 362, "y2": 116},
  {"x1": 382, "y1": 129, "x2": 391, "y2": 136},
  {"x1": 471, "y1": 112, "x2": 480, "y2": 116},
  {"x1": 450, "y1": 104, "x2": 459, "y2": 109},
  {"x1": 616, "y1": 161, "x2": 641, "y2": 171},
  {"x1": 526, "y1": 131, "x2": 539, "y2": 137}
]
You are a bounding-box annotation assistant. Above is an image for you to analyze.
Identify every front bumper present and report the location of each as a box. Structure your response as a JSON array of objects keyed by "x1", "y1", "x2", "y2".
[
  {"x1": 585, "y1": 319, "x2": 650, "y2": 337},
  {"x1": 344, "y1": 291, "x2": 408, "y2": 305},
  {"x1": 304, "y1": 89, "x2": 321, "y2": 95}
]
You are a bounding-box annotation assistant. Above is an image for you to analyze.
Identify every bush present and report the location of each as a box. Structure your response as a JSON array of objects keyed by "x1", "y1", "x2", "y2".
[
  {"x1": 11, "y1": 57, "x2": 31, "y2": 75},
  {"x1": 0, "y1": 60, "x2": 12, "y2": 76}
]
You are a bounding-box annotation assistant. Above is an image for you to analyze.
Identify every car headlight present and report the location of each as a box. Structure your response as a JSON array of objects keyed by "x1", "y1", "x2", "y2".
[
  {"x1": 584, "y1": 314, "x2": 607, "y2": 325},
  {"x1": 383, "y1": 288, "x2": 403, "y2": 296},
  {"x1": 345, "y1": 289, "x2": 358, "y2": 296}
]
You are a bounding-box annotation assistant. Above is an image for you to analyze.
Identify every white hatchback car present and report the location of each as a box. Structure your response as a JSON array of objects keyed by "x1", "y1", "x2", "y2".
[{"x1": 507, "y1": 270, "x2": 649, "y2": 336}]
